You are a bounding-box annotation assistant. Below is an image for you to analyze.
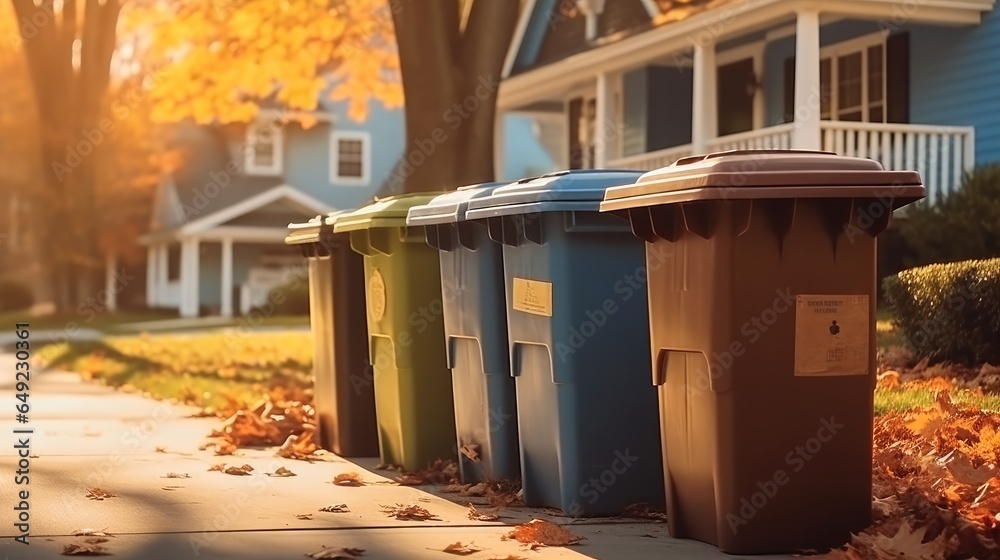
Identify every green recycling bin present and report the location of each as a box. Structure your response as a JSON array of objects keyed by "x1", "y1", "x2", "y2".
[
  {"x1": 600, "y1": 150, "x2": 926, "y2": 554},
  {"x1": 334, "y1": 194, "x2": 457, "y2": 471},
  {"x1": 285, "y1": 213, "x2": 378, "y2": 457},
  {"x1": 407, "y1": 182, "x2": 521, "y2": 484}
]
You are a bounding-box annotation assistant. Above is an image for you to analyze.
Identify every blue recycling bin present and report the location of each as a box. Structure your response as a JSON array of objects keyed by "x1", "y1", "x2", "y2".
[
  {"x1": 465, "y1": 170, "x2": 664, "y2": 517},
  {"x1": 407, "y1": 182, "x2": 521, "y2": 484}
]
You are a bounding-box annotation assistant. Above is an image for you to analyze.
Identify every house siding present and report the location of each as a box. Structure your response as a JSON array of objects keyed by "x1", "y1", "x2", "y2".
[
  {"x1": 287, "y1": 100, "x2": 405, "y2": 210},
  {"x1": 910, "y1": 7, "x2": 1000, "y2": 166},
  {"x1": 622, "y1": 65, "x2": 692, "y2": 156}
]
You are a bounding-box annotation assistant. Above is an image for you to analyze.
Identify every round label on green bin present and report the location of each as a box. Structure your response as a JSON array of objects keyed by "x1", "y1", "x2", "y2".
[{"x1": 369, "y1": 268, "x2": 386, "y2": 322}]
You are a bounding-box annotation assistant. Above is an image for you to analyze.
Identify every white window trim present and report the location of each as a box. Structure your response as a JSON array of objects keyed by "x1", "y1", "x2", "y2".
[
  {"x1": 244, "y1": 120, "x2": 284, "y2": 176},
  {"x1": 819, "y1": 32, "x2": 888, "y2": 124},
  {"x1": 329, "y1": 130, "x2": 372, "y2": 186}
]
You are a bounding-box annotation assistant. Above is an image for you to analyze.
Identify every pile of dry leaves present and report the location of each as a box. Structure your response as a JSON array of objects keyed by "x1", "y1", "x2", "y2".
[
  {"x1": 824, "y1": 387, "x2": 1000, "y2": 558},
  {"x1": 202, "y1": 388, "x2": 322, "y2": 459}
]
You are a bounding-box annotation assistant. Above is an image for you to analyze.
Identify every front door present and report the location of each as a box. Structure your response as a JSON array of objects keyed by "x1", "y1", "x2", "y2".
[{"x1": 717, "y1": 58, "x2": 756, "y2": 137}]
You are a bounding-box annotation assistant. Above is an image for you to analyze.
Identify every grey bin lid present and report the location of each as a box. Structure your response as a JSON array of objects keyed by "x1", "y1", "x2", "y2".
[
  {"x1": 599, "y1": 150, "x2": 925, "y2": 212},
  {"x1": 406, "y1": 181, "x2": 510, "y2": 226},
  {"x1": 465, "y1": 169, "x2": 645, "y2": 220},
  {"x1": 284, "y1": 210, "x2": 349, "y2": 245}
]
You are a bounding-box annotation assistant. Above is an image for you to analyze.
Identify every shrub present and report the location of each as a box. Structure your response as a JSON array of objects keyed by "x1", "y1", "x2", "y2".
[
  {"x1": 0, "y1": 279, "x2": 34, "y2": 312},
  {"x1": 898, "y1": 164, "x2": 1000, "y2": 267},
  {"x1": 261, "y1": 278, "x2": 310, "y2": 316},
  {"x1": 883, "y1": 258, "x2": 1000, "y2": 364}
]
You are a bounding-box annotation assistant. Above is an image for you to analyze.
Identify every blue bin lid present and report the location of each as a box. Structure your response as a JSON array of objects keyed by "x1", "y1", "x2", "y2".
[
  {"x1": 465, "y1": 169, "x2": 644, "y2": 220},
  {"x1": 405, "y1": 181, "x2": 510, "y2": 226}
]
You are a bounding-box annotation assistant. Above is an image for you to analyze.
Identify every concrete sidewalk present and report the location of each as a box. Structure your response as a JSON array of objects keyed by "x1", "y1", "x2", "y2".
[{"x1": 0, "y1": 352, "x2": 791, "y2": 560}]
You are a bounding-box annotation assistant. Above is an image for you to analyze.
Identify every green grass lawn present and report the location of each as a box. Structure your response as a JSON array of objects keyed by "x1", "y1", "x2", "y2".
[
  {"x1": 0, "y1": 309, "x2": 179, "y2": 331},
  {"x1": 0, "y1": 309, "x2": 310, "y2": 334},
  {"x1": 37, "y1": 332, "x2": 314, "y2": 412},
  {"x1": 30, "y1": 308, "x2": 1000, "y2": 416}
]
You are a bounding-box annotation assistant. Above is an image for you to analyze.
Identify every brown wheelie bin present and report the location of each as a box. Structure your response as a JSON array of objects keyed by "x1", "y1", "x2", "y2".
[
  {"x1": 599, "y1": 150, "x2": 925, "y2": 554},
  {"x1": 286, "y1": 213, "x2": 379, "y2": 457}
]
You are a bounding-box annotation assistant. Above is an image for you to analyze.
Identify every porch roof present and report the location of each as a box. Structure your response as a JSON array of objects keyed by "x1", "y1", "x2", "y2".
[
  {"x1": 139, "y1": 184, "x2": 335, "y2": 245},
  {"x1": 498, "y1": 0, "x2": 995, "y2": 111}
]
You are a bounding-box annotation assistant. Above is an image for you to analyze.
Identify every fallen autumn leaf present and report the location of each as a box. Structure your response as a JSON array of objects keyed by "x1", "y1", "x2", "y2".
[
  {"x1": 304, "y1": 546, "x2": 365, "y2": 559},
  {"x1": 505, "y1": 519, "x2": 583, "y2": 548},
  {"x1": 440, "y1": 541, "x2": 483, "y2": 555},
  {"x1": 333, "y1": 472, "x2": 364, "y2": 486}
]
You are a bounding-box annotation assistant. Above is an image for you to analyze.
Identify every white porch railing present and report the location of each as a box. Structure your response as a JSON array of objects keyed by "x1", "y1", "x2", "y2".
[
  {"x1": 707, "y1": 123, "x2": 796, "y2": 152},
  {"x1": 821, "y1": 121, "x2": 975, "y2": 204},
  {"x1": 607, "y1": 122, "x2": 975, "y2": 204},
  {"x1": 610, "y1": 144, "x2": 693, "y2": 171}
]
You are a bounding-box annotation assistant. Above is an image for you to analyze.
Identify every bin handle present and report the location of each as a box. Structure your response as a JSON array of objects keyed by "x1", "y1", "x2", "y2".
[
  {"x1": 424, "y1": 224, "x2": 441, "y2": 250},
  {"x1": 349, "y1": 230, "x2": 377, "y2": 257},
  {"x1": 437, "y1": 224, "x2": 458, "y2": 252},
  {"x1": 510, "y1": 341, "x2": 553, "y2": 382},
  {"x1": 457, "y1": 222, "x2": 479, "y2": 251},
  {"x1": 654, "y1": 348, "x2": 732, "y2": 393}
]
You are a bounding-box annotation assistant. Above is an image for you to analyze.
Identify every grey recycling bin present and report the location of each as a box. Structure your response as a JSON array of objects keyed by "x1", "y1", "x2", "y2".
[{"x1": 407, "y1": 182, "x2": 520, "y2": 483}]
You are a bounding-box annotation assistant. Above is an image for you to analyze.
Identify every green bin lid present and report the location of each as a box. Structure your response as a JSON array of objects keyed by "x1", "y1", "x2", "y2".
[
  {"x1": 600, "y1": 150, "x2": 925, "y2": 212},
  {"x1": 333, "y1": 192, "x2": 446, "y2": 233},
  {"x1": 406, "y1": 182, "x2": 510, "y2": 226},
  {"x1": 285, "y1": 211, "x2": 349, "y2": 245},
  {"x1": 464, "y1": 169, "x2": 644, "y2": 220}
]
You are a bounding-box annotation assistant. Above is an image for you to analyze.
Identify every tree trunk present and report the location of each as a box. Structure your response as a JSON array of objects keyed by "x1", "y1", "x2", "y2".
[
  {"x1": 391, "y1": 0, "x2": 519, "y2": 194},
  {"x1": 12, "y1": 0, "x2": 121, "y2": 313}
]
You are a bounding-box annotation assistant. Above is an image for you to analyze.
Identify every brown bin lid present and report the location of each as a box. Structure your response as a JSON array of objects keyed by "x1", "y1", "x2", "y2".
[{"x1": 599, "y1": 150, "x2": 925, "y2": 212}]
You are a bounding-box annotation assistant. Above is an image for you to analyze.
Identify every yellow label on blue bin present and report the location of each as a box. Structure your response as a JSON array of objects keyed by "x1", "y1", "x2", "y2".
[{"x1": 512, "y1": 278, "x2": 552, "y2": 317}]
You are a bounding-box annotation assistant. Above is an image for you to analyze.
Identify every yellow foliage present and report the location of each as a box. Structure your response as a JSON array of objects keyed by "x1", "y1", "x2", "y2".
[{"x1": 135, "y1": 0, "x2": 402, "y2": 125}]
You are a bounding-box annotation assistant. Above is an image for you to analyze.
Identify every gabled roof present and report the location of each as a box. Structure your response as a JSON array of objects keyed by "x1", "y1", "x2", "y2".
[{"x1": 504, "y1": 0, "x2": 734, "y2": 78}]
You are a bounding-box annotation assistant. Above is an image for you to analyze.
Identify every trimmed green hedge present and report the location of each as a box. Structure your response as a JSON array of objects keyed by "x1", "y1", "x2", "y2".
[{"x1": 883, "y1": 258, "x2": 1000, "y2": 364}]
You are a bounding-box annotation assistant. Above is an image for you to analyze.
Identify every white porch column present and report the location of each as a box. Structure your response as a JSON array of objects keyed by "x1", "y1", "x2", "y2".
[
  {"x1": 691, "y1": 42, "x2": 718, "y2": 155},
  {"x1": 594, "y1": 72, "x2": 615, "y2": 168},
  {"x1": 146, "y1": 245, "x2": 157, "y2": 307},
  {"x1": 155, "y1": 244, "x2": 168, "y2": 308},
  {"x1": 220, "y1": 238, "x2": 234, "y2": 318},
  {"x1": 792, "y1": 10, "x2": 822, "y2": 150},
  {"x1": 180, "y1": 238, "x2": 200, "y2": 318},
  {"x1": 105, "y1": 254, "x2": 118, "y2": 313}
]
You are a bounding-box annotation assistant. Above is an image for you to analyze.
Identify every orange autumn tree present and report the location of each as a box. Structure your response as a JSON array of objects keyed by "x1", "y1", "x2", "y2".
[{"x1": 141, "y1": 0, "x2": 521, "y2": 193}]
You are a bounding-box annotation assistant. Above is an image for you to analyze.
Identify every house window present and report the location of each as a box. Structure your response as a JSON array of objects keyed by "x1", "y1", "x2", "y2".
[
  {"x1": 330, "y1": 131, "x2": 371, "y2": 185},
  {"x1": 820, "y1": 37, "x2": 887, "y2": 123},
  {"x1": 244, "y1": 120, "x2": 283, "y2": 175}
]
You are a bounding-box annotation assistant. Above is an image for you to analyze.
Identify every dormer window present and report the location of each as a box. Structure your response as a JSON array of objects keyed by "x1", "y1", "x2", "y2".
[
  {"x1": 576, "y1": 0, "x2": 605, "y2": 41},
  {"x1": 244, "y1": 120, "x2": 283, "y2": 175}
]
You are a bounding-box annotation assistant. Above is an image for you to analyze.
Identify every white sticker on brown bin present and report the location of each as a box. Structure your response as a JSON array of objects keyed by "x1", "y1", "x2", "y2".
[
  {"x1": 512, "y1": 277, "x2": 553, "y2": 317},
  {"x1": 794, "y1": 295, "x2": 870, "y2": 377}
]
